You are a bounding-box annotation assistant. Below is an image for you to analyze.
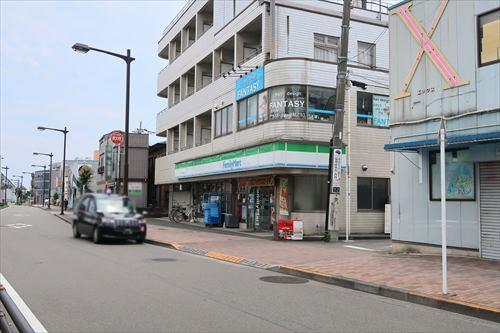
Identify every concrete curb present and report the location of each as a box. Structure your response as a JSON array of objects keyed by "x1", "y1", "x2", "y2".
[
  {"x1": 145, "y1": 237, "x2": 500, "y2": 323},
  {"x1": 53, "y1": 213, "x2": 71, "y2": 224},
  {"x1": 273, "y1": 266, "x2": 500, "y2": 323}
]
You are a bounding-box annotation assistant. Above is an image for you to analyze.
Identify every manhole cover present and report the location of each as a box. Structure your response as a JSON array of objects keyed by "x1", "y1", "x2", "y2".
[
  {"x1": 259, "y1": 276, "x2": 309, "y2": 284},
  {"x1": 150, "y1": 258, "x2": 176, "y2": 262}
]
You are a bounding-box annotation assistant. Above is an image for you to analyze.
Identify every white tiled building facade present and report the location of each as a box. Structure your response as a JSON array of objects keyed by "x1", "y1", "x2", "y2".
[{"x1": 155, "y1": 0, "x2": 392, "y2": 235}]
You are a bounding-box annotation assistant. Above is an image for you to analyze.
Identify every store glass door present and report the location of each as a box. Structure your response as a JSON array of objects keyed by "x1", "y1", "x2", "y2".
[{"x1": 248, "y1": 186, "x2": 274, "y2": 231}]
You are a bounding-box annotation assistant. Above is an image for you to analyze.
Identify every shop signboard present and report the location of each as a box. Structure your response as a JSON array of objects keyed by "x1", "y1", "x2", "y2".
[
  {"x1": 372, "y1": 95, "x2": 390, "y2": 127},
  {"x1": 268, "y1": 85, "x2": 307, "y2": 120},
  {"x1": 175, "y1": 142, "x2": 331, "y2": 179},
  {"x1": 235, "y1": 66, "x2": 264, "y2": 101},
  {"x1": 331, "y1": 148, "x2": 342, "y2": 193},
  {"x1": 277, "y1": 220, "x2": 303, "y2": 240},
  {"x1": 128, "y1": 182, "x2": 142, "y2": 196},
  {"x1": 278, "y1": 178, "x2": 289, "y2": 216},
  {"x1": 105, "y1": 145, "x2": 113, "y2": 179}
]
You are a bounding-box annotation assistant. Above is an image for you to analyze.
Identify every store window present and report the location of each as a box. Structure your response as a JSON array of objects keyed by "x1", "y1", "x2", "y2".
[
  {"x1": 269, "y1": 85, "x2": 307, "y2": 120},
  {"x1": 358, "y1": 41, "x2": 376, "y2": 67},
  {"x1": 214, "y1": 105, "x2": 233, "y2": 138},
  {"x1": 314, "y1": 33, "x2": 339, "y2": 62},
  {"x1": 430, "y1": 149, "x2": 475, "y2": 200},
  {"x1": 357, "y1": 177, "x2": 389, "y2": 210},
  {"x1": 478, "y1": 9, "x2": 500, "y2": 66},
  {"x1": 357, "y1": 92, "x2": 389, "y2": 127},
  {"x1": 238, "y1": 91, "x2": 267, "y2": 130},
  {"x1": 293, "y1": 175, "x2": 327, "y2": 211},
  {"x1": 308, "y1": 86, "x2": 336, "y2": 122}
]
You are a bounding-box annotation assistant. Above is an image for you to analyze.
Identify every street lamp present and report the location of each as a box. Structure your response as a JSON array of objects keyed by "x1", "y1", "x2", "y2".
[
  {"x1": 32, "y1": 164, "x2": 46, "y2": 206},
  {"x1": 72, "y1": 42, "x2": 135, "y2": 196},
  {"x1": 34, "y1": 152, "x2": 53, "y2": 209},
  {"x1": 1, "y1": 165, "x2": 8, "y2": 204},
  {"x1": 22, "y1": 172, "x2": 34, "y2": 205},
  {"x1": 37, "y1": 126, "x2": 68, "y2": 214}
]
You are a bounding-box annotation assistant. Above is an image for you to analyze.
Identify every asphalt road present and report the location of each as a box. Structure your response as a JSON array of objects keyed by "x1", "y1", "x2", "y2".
[{"x1": 1, "y1": 206, "x2": 498, "y2": 333}]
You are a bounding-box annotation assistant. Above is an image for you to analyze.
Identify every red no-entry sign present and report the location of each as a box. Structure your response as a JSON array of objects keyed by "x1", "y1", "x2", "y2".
[{"x1": 110, "y1": 131, "x2": 123, "y2": 145}]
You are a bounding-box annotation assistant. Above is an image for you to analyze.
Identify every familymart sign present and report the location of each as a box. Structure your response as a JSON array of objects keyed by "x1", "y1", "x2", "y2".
[{"x1": 175, "y1": 142, "x2": 333, "y2": 179}]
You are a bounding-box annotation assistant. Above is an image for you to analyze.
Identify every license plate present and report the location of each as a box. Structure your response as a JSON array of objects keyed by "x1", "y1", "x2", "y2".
[{"x1": 123, "y1": 228, "x2": 132, "y2": 235}]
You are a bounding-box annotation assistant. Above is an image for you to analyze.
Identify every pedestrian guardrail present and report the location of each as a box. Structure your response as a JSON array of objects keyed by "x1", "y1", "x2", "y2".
[{"x1": 0, "y1": 284, "x2": 34, "y2": 333}]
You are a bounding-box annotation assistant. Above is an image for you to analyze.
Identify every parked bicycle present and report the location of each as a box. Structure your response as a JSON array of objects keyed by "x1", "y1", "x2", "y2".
[{"x1": 169, "y1": 204, "x2": 198, "y2": 223}]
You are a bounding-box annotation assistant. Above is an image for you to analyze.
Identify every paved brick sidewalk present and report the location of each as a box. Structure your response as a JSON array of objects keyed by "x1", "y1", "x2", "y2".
[{"x1": 147, "y1": 223, "x2": 500, "y2": 311}]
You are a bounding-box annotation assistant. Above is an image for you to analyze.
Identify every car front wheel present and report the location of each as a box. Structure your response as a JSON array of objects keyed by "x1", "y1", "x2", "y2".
[
  {"x1": 72, "y1": 222, "x2": 81, "y2": 238},
  {"x1": 93, "y1": 227, "x2": 102, "y2": 244}
]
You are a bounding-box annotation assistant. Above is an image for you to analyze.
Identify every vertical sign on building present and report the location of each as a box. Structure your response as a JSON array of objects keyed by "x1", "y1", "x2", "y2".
[{"x1": 331, "y1": 149, "x2": 342, "y2": 193}]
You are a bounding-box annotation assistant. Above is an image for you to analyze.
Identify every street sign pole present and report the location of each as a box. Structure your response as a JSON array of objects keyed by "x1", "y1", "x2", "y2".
[{"x1": 439, "y1": 119, "x2": 448, "y2": 295}]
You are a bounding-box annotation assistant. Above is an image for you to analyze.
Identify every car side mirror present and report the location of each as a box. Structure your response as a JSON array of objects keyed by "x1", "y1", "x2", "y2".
[{"x1": 96, "y1": 210, "x2": 104, "y2": 217}]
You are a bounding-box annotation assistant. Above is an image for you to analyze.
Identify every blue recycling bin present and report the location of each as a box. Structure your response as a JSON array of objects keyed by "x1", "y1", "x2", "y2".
[{"x1": 202, "y1": 193, "x2": 222, "y2": 226}]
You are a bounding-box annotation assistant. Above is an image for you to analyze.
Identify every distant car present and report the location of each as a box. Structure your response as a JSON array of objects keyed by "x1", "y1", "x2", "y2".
[{"x1": 72, "y1": 193, "x2": 146, "y2": 244}]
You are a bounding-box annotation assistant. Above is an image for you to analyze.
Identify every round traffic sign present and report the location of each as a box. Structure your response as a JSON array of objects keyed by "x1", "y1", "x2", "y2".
[{"x1": 110, "y1": 131, "x2": 123, "y2": 145}]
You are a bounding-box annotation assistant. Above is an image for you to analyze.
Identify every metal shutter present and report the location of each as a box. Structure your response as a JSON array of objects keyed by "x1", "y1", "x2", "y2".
[{"x1": 479, "y1": 162, "x2": 500, "y2": 260}]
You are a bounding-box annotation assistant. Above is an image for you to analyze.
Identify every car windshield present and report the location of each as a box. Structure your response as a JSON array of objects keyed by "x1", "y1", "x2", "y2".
[{"x1": 96, "y1": 198, "x2": 136, "y2": 215}]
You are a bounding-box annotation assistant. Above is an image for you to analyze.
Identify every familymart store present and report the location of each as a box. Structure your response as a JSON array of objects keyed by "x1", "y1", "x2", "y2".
[{"x1": 174, "y1": 141, "x2": 337, "y2": 234}]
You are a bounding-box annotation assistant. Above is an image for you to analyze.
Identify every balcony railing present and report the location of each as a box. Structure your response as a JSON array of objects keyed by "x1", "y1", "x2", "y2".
[
  {"x1": 160, "y1": 0, "x2": 196, "y2": 40},
  {"x1": 326, "y1": 0, "x2": 389, "y2": 15},
  {"x1": 157, "y1": 107, "x2": 168, "y2": 116},
  {"x1": 239, "y1": 46, "x2": 263, "y2": 65}
]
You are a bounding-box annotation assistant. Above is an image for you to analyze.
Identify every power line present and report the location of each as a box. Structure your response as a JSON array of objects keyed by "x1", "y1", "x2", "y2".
[{"x1": 347, "y1": 28, "x2": 387, "y2": 61}]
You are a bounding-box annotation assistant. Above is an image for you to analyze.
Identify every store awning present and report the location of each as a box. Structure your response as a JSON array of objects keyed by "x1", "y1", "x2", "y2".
[{"x1": 384, "y1": 131, "x2": 500, "y2": 151}]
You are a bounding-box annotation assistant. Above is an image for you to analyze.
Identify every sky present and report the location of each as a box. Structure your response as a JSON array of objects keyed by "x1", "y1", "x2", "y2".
[{"x1": 1, "y1": 0, "x2": 186, "y2": 181}]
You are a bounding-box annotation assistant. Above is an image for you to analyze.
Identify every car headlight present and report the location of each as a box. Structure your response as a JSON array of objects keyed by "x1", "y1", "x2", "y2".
[{"x1": 101, "y1": 217, "x2": 115, "y2": 224}]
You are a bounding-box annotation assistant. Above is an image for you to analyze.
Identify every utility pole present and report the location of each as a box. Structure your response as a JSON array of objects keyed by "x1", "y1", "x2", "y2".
[
  {"x1": 324, "y1": 0, "x2": 351, "y2": 242},
  {"x1": 2, "y1": 166, "x2": 9, "y2": 204}
]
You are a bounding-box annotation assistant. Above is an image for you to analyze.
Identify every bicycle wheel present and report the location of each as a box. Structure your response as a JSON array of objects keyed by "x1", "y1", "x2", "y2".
[
  {"x1": 172, "y1": 210, "x2": 184, "y2": 223},
  {"x1": 169, "y1": 210, "x2": 178, "y2": 222}
]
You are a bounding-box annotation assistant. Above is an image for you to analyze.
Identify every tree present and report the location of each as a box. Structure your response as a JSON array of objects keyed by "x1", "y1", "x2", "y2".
[
  {"x1": 15, "y1": 187, "x2": 22, "y2": 204},
  {"x1": 77, "y1": 166, "x2": 93, "y2": 195}
]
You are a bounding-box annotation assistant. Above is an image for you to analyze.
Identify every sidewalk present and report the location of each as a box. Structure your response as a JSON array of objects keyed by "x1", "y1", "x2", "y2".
[{"x1": 146, "y1": 221, "x2": 500, "y2": 321}]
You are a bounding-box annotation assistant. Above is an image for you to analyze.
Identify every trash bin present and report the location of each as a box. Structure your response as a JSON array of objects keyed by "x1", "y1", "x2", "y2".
[{"x1": 223, "y1": 213, "x2": 238, "y2": 228}]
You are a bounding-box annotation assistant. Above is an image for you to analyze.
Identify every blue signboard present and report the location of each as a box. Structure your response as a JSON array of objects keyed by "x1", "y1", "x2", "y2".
[{"x1": 235, "y1": 66, "x2": 264, "y2": 101}]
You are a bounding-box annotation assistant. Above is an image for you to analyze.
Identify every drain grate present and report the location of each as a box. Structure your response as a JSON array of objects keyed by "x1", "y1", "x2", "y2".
[
  {"x1": 259, "y1": 276, "x2": 309, "y2": 284},
  {"x1": 150, "y1": 258, "x2": 177, "y2": 262}
]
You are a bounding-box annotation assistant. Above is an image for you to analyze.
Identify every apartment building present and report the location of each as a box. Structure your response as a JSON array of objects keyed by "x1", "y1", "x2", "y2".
[
  {"x1": 33, "y1": 169, "x2": 50, "y2": 205},
  {"x1": 155, "y1": 0, "x2": 391, "y2": 235},
  {"x1": 385, "y1": 1, "x2": 500, "y2": 259}
]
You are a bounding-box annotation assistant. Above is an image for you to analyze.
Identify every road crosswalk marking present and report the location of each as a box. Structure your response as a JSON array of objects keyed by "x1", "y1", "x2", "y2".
[{"x1": 7, "y1": 223, "x2": 32, "y2": 229}]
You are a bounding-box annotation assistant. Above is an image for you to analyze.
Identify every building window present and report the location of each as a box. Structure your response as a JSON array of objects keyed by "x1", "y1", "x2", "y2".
[
  {"x1": 314, "y1": 33, "x2": 339, "y2": 62},
  {"x1": 214, "y1": 105, "x2": 233, "y2": 138},
  {"x1": 478, "y1": 9, "x2": 500, "y2": 66},
  {"x1": 358, "y1": 41, "x2": 376, "y2": 67},
  {"x1": 357, "y1": 92, "x2": 389, "y2": 127},
  {"x1": 269, "y1": 85, "x2": 307, "y2": 120},
  {"x1": 357, "y1": 177, "x2": 389, "y2": 210},
  {"x1": 238, "y1": 91, "x2": 268, "y2": 130},
  {"x1": 429, "y1": 149, "x2": 475, "y2": 201},
  {"x1": 308, "y1": 86, "x2": 336, "y2": 122},
  {"x1": 293, "y1": 175, "x2": 327, "y2": 211}
]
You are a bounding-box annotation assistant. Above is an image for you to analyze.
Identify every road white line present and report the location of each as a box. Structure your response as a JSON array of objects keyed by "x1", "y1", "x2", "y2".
[
  {"x1": 0, "y1": 273, "x2": 48, "y2": 333},
  {"x1": 343, "y1": 245, "x2": 375, "y2": 252}
]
